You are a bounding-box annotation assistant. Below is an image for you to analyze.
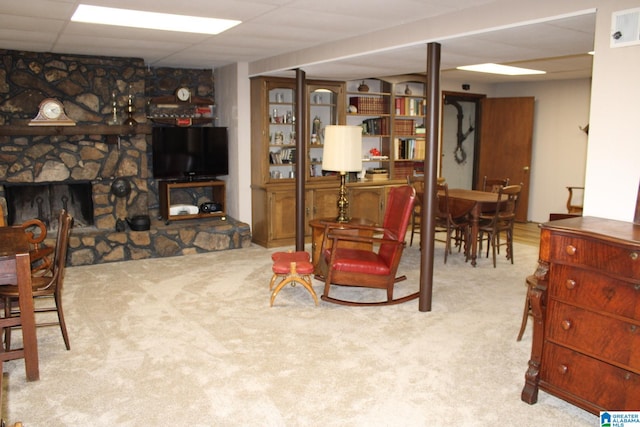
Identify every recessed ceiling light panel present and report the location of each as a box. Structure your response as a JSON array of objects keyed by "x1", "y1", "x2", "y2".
[
  {"x1": 71, "y1": 4, "x2": 241, "y2": 35},
  {"x1": 456, "y1": 63, "x2": 546, "y2": 76}
]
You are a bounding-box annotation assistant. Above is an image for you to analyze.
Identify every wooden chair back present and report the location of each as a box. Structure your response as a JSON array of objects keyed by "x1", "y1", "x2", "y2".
[
  {"x1": 482, "y1": 176, "x2": 509, "y2": 193},
  {"x1": 633, "y1": 184, "x2": 640, "y2": 224},
  {"x1": 566, "y1": 186, "x2": 584, "y2": 214},
  {"x1": 379, "y1": 186, "x2": 416, "y2": 264}
]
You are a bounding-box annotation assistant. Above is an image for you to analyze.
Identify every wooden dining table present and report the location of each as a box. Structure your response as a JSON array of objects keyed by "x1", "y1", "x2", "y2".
[
  {"x1": 0, "y1": 227, "x2": 40, "y2": 381},
  {"x1": 445, "y1": 189, "x2": 505, "y2": 267}
]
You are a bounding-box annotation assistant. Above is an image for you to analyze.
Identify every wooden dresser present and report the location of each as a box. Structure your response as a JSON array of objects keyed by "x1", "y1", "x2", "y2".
[{"x1": 521, "y1": 216, "x2": 640, "y2": 414}]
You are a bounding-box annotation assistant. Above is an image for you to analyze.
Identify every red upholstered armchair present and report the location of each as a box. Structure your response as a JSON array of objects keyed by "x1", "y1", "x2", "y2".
[{"x1": 319, "y1": 185, "x2": 418, "y2": 306}]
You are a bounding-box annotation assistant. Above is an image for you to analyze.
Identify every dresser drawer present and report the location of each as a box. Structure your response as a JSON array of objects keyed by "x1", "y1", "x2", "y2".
[
  {"x1": 550, "y1": 264, "x2": 640, "y2": 321},
  {"x1": 541, "y1": 342, "x2": 640, "y2": 411},
  {"x1": 550, "y1": 234, "x2": 640, "y2": 279},
  {"x1": 547, "y1": 301, "x2": 640, "y2": 370}
]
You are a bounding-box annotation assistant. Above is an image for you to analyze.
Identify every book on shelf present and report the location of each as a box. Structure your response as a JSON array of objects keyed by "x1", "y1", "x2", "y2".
[
  {"x1": 394, "y1": 138, "x2": 425, "y2": 160},
  {"x1": 394, "y1": 97, "x2": 426, "y2": 116},
  {"x1": 361, "y1": 117, "x2": 389, "y2": 135},
  {"x1": 269, "y1": 148, "x2": 296, "y2": 164},
  {"x1": 349, "y1": 96, "x2": 387, "y2": 115}
]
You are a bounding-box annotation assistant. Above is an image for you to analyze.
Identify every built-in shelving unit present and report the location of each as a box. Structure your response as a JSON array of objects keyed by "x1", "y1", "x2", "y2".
[
  {"x1": 389, "y1": 75, "x2": 427, "y2": 179},
  {"x1": 147, "y1": 95, "x2": 215, "y2": 126},
  {"x1": 345, "y1": 78, "x2": 392, "y2": 180}
]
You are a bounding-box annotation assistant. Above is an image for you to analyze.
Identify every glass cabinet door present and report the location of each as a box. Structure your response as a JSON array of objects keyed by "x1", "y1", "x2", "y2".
[
  {"x1": 267, "y1": 83, "x2": 296, "y2": 182},
  {"x1": 306, "y1": 81, "x2": 345, "y2": 180}
]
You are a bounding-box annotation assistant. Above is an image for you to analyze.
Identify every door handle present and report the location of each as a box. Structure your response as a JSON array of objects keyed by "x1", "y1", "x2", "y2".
[{"x1": 523, "y1": 166, "x2": 530, "y2": 171}]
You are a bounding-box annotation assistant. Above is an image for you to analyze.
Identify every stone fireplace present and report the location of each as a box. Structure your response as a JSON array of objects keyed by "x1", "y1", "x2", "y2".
[
  {"x1": 4, "y1": 182, "x2": 94, "y2": 229},
  {"x1": 0, "y1": 49, "x2": 251, "y2": 266}
]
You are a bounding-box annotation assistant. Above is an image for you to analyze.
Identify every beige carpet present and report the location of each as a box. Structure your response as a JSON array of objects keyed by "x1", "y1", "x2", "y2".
[{"x1": 2, "y1": 240, "x2": 596, "y2": 426}]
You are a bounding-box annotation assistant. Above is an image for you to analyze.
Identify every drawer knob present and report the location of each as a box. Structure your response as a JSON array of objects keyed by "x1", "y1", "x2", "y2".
[
  {"x1": 630, "y1": 252, "x2": 639, "y2": 261},
  {"x1": 630, "y1": 324, "x2": 638, "y2": 333},
  {"x1": 565, "y1": 245, "x2": 577, "y2": 256},
  {"x1": 565, "y1": 279, "x2": 576, "y2": 290},
  {"x1": 561, "y1": 320, "x2": 572, "y2": 330},
  {"x1": 558, "y1": 364, "x2": 568, "y2": 375}
]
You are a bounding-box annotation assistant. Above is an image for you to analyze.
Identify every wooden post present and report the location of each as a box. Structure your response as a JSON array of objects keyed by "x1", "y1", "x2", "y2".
[
  {"x1": 419, "y1": 42, "x2": 441, "y2": 312},
  {"x1": 295, "y1": 69, "x2": 306, "y2": 250}
]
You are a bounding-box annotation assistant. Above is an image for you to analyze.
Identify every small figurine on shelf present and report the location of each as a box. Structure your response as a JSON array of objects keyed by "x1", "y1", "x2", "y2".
[
  {"x1": 274, "y1": 131, "x2": 284, "y2": 144},
  {"x1": 312, "y1": 116, "x2": 322, "y2": 135},
  {"x1": 312, "y1": 116, "x2": 323, "y2": 144},
  {"x1": 108, "y1": 90, "x2": 121, "y2": 126},
  {"x1": 404, "y1": 85, "x2": 412, "y2": 95},
  {"x1": 358, "y1": 81, "x2": 369, "y2": 92},
  {"x1": 123, "y1": 85, "x2": 137, "y2": 127}
]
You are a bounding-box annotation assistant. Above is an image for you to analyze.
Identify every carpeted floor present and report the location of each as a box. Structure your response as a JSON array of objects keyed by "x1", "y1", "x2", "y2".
[{"x1": 2, "y1": 240, "x2": 596, "y2": 426}]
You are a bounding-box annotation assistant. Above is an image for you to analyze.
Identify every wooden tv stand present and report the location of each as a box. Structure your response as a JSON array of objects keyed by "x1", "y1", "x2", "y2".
[{"x1": 159, "y1": 179, "x2": 226, "y2": 224}]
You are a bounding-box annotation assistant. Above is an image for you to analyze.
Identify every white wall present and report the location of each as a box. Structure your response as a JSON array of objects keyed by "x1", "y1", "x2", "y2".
[
  {"x1": 584, "y1": 0, "x2": 640, "y2": 221},
  {"x1": 490, "y1": 79, "x2": 591, "y2": 223},
  {"x1": 214, "y1": 63, "x2": 252, "y2": 224}
]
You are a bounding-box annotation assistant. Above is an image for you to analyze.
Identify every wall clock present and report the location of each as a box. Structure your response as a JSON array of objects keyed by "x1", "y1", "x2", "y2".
[
  {"x1": 29, "y1": 98, "x2": 76, "y2": 126},
  {"x1": 176, "y1": 87, "x2": 191, "y2": 102}
]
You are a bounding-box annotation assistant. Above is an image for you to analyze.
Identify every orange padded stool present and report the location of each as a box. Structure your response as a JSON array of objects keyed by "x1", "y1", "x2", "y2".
[
  {"x1": 269, "y1": 251, "x2": 317, "y2": 307},
  {"x1": 271, "y1": 251, "x2": 310, "y2": 263}
]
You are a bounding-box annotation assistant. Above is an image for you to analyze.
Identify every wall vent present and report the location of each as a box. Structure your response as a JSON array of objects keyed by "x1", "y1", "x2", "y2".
[{"x1": 611, "y1": 7, "x2": 640, "y2": 48}]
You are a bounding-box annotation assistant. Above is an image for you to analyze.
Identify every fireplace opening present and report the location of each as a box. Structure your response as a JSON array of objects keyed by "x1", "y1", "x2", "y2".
[{"x1": 5, "y1": 182, "x2": 94, "y2": 230}]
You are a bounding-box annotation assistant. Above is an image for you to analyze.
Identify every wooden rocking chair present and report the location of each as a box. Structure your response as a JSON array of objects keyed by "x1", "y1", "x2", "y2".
[{"x1": 320, "y1": 185, "x2": 417, "y2": 306}]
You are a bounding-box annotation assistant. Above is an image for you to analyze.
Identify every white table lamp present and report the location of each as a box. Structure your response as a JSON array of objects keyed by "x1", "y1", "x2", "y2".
[{"x1": 322, "y1": 125, "x2": 363, "y2": 222}]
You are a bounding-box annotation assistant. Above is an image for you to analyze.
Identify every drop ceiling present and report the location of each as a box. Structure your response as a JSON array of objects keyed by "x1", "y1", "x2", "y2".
[{"x1": 0, "y1": 1, "x2": 595, "y2": 83}]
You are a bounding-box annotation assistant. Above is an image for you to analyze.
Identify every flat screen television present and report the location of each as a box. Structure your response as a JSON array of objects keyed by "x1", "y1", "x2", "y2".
[{"x1": 152, "y1": 126, "x2": 229, "y2": 180}]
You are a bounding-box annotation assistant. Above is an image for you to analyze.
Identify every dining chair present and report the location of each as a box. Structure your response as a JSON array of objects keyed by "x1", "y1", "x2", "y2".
[
  {"x1": 566, "y1": 186, "x2": 584, "y2": 214},
  {"x1": 435, "y1": 183, "x2": 470, "y2": 263},
  {"x1": 0, "y1": 209, "x2": 73, "y2": 351},
  {"x1": 19, "y1": 218, "x2": 54, "y2": 275},
  {"x1": 482, "y1": 176, "x2": 509, "y2": 193},
  {"x1": 478, "y1": 184, "x2": 522, "y2": 267},
  {"x1": 406, "y1": 175, "x2": 425, "y2": 246},
  {"x1": 478, "y1": 176, "x2": 510, "y2": 254}
]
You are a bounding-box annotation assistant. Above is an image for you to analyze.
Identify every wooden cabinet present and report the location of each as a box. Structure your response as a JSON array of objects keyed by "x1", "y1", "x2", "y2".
[
  {"x1": 250, "y1": 75, "x2": 412, "y2": 248},
  {"x1": 159, "y1": 180, "x2": 226, "y2": 223},
  {"x1": 521, "y1": 216, "x2": 640, "y2": 414},
  {"x1": 350, "y1": 186, "x2": 385, "y2": 225},
  {"x1": 250, "y1": 76, "x2": 297, "y2": 186},
  {"x1": 311, "y1": 187, "x2": 341, "y2": 223}
]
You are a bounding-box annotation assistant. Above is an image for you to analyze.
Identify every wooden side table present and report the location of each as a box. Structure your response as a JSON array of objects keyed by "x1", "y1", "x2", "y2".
[{"x1": 309, "y1": 217, "x2": 375, "y2": 276}]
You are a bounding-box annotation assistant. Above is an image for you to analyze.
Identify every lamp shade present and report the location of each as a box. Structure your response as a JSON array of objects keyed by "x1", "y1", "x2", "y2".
[{"x1": 322, "y1": 125, "x2": 362, "y2": 172}]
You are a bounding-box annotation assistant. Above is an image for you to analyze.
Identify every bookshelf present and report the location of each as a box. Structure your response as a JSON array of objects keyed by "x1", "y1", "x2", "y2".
[
  {"x1": 345, "y1": 78, "x2": 392, "y2": 180},
  {"x1": 390, "y1": 77, "x2": 426, "y2": 180}
]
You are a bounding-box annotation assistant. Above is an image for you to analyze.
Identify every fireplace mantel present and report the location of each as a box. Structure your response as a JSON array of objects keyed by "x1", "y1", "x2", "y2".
[{"x1": 0, "y1": 123, "x2": 152, "y2": 139}]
